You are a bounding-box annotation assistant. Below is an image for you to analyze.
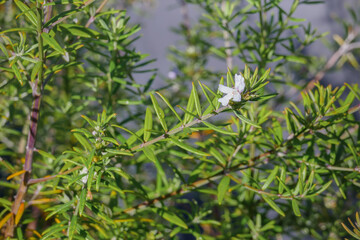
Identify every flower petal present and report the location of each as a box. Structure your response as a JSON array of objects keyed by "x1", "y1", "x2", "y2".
[
  {"x1": 218, "y1": 84, "x2": 233, "y2": 94},
  {"x1": 232, "y1": 92, "x2": 241, "y2": 102},
  {"x1": 235, "y1": 74, "x2": 245, "y2": 93},
  {"x1": 218, "y1": 93, "x2": 233, "y2": 106}
]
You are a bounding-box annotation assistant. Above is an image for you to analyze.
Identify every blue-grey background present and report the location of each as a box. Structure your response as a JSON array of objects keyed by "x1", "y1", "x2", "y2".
[{"x1": 121, "y1": 0, "x2": 359, "y2": 88}]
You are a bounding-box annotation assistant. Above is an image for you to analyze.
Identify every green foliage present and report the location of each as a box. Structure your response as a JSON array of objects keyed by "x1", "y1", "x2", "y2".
[{"x1": 0, "y1": 0, "x2": 360, "y2": 239}]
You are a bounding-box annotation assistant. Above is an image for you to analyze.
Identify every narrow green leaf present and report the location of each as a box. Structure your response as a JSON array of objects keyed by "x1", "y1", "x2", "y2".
[
  {"x1": 42, "y1": 32, "x2": 65, "y2": 54},
  {"x1": 11, "y1": 64, "x2": 23, "y2": 85},
  {"x1": 14, "y1": 0, "x2": 37, "y2": 26},
  {"x1": 170, "y1": 138, "x2": 209, "y2": 156},
  {"x1": 227, "y1": 68, "x2": 234, "y2": 87},
  {"x1": 276, "y1": 176, "x2": 293, "y2": 196},
  {"x1": 217, "y1": 176, "x2": 230, "y2": 204},
  {"x1": 177, "y1": 105, "x2": 198, "y2": 119},
  {"x1": 203, "y1": 121, "x2": 237, "y2": 135},
  {"x1": 289, "y1": 17, "x2": 306, "y2": 22},
  {"x1": 198, "y1": 81, "x2": 215, "y2": 110},
  {"x1": 184, "y1": 89, "x2": 195, "y2": 124},
  {"x1": 278, "y1": 167, "x2": 286, "y2": 194},
  {"x1": 36, "y1": 149, "x2": 56, "y2": 161},
  {"x1": 16, "y1": 227, "x2": 24, "y2": 240},
  {"x1": 292, "y1": 199, "x2": 301, "y2": 216},
  {"x1": 143, "y1": 147, "x2": 168, "y2": 188},
  {"x1": 150, "y1": 93, "x2": 168, "y2": 132},
  {"x1": 73, "y1": 133, "x2": 92, "y2": 151},
  {"x1": 40, "y1": 222, "x2": 67, "y2": 240},
  {"x1": 202, "y1": 81, "x2": 217, "y2": 97},
  {"x1": 68, "y1": 212, "x2": 78, "y2": 240},
  {"x1": 250, "y1": 81, "x2": 269, "y2": 93},
  {"x1": 79, "y1": 188, "x2": 86, "y2": 217},
  {"x1": 345, "y1": 83, "x2": 360, "y2": 100},
  {"x1": 96, "y1": 170, "x2": 104, "y2": 192},
  {"x1": 0, "y1": 42, "x2": 9, "y2": 58},
  {"x1": 209, "y1": 148, "x2": 226, "y2": 166},
  {"x1": 259, "y1": 68, "x2": 271, "y2": 83},
  {"x1": 101, "y1": 137, "x2": 120, "y2": 146},
  {"x1": 262, "y1": 195, "x2": 285, "y2": 217},
  {"x1": 81, "y1": 115, "x2": 96, "y2": 128},
  {"x1": 60, "y1": 24, "x2": 99, "y2": 38},
  {"x1": 105, "y1": 149, "x2": 133, "y2": 156},
  {"x1": 117, "y1": 100, "x2": 142, "y2": 105},
  {"x1": 156, "y1": 209, "x2": 188, "y2": 229},
  {"x1": 286, "y1": 55, "x2": 307, "y2": 64},
  {"x1": 325, "y1": 103, "x2": 350, "y2": 116},
  {"x1": 262, "y1": 166, "x2": 279, "y2": 190},
  {"x1": 192, "y1": 82, "x2": 202, "y2": 117},
  {"x1": 234, "y1": 111, "x2": 261, "y2": 128},
  {"x1": 31, "y1": 61, "x2": 42, "y2": 83},
  {"x1": 144, "y1": 107, "x2": 153, "y2": 142},
  {"x1": 156, "y1": 92, "x2": 183, "y2": 124},
  {"x1": 306, "y1": 180, "x2": 333, "y2": 198},
  {"x1": 112, "y1": 124, "x2": 143, "y2": 145},
  {"x1": 87, "y1": 165, "x2": 94, "y2": 191},
  {"x1": 45, "y1": 199, "x2": 75, "y2": 220}
]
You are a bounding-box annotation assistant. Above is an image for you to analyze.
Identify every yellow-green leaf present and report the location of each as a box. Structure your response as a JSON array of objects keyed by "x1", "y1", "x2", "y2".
[
  {"x1": 156, "y1": 91, "x2": 183, "y2": 124},
  {"x1": 79, "y1": 188, "x2": 86, "y2": 217},
  {"x1": 192, "y1": 82, "x2": 202, "y2": 117},
  {"x1": 292, "y1": 199, "x2": 301, "y2": 216},
  {"x1": 42, "y1": 32, "x2": 65, "y2": 54},
  {"x1": 144, "y1": 107, "x2": 153, "y2": 142},
  {"x1": 203, "y1": 121, "x2": 237, "y2": 135},
  {"x1": 262, "y1": 195, "x2": 285, "y2": 217},
  {"x1": 156, "y1": 209, "x2": 188, "y2": 229},
  {"x1": 150, "y1": 93, "x2": 168, "y2": 132},
  {"x1": 14, "y1": 0, "x2": 37, "y2": 26},
  {"x1": 217, "y1": 176, "x2": 230, "y2": 204},
  {"x1": 170, "y1": 138, "x2": 209, "y2": 157}
]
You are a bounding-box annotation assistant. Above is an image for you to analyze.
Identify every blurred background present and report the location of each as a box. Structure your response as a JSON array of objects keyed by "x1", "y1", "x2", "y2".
[{"x1": 117, "y1": 0, "x2": 360, "y2": 87}]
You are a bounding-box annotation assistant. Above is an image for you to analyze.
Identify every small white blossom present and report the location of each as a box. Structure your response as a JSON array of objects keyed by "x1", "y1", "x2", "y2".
[
  {"x1": 80, "y1": 167, "x2": 88, "y2": 184},
  {"x1": 167, "y1": 71, "x2": 177, "y2": 79},
  {"x1": 218, "y1": 74, "x2": 245, "y2": 106},
  {"x1": 62, "y1": 51, "x2": 69, "y2": 62}
]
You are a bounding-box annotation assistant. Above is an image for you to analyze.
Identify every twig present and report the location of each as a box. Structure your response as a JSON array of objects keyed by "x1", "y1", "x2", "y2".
[
  {"x1": 84, "y1": 0, "x2": 108, "y2": 28},
  {"x1": 120, "y1": 104, "x2": 359, "y2": 216},
  {"x1": 44, "y1": 0, "x2": 94, "y2": 31},
  {"x1": 5, "y1": 2, "x2": 45, "y2": 237},
  {"x1": 305, "y1": 28, "x2": 359, "y2": 91},
  {"x1": 27, "y1": 165, "x2": 82, "y2": 185},
  {"x1": 26, "y1": 106, "x2": 229, "y2": 186}
]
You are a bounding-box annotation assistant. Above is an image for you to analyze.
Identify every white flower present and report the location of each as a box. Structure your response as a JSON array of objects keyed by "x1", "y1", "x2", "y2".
[
  {"x1": 167, "y1": 71, "x2": 177, "y2": 79},
  {"x1": 80, "y1": 167, "x2": 88, "y2": 184},
  {"x1": 218, "y1": 74, "x2": 245, "y2": 106}
]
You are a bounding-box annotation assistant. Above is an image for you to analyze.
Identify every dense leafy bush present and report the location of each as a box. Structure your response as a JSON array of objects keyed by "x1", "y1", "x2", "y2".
[{"x1": 0, "y1": 0, "x2": 359, "y2": 239}]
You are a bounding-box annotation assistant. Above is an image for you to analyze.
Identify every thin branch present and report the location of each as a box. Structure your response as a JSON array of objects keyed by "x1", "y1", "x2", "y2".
[
  {"x1": 120, "y1": 104, "x2": 359, "y2": 216},
  {"x1": 5, "y1": 2, "x2": 45, "y2": 237},
  {"x1": 26, "y1": 106, "x2": 230, "y2": 186},
  {"x1": 305, "y1": 28, "x2": 359, "y2": 91},
  {"x1": 44, "y1": 0, "x2": 95, "y2": 31},
  {"x1": 84, "y1": 0, "x2": 108, "y2": 28},
  {"x1": 27, "y1": 165, "x2": 82, "y2": 185}
]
